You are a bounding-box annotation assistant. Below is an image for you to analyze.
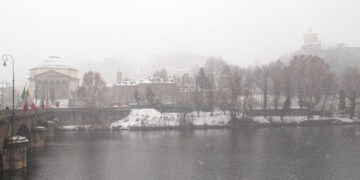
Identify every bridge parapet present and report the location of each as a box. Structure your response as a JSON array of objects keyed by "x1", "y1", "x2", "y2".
[
  {"x1": 0, "y1": 109, "x2": 37, "y2": 117},
  {"x1": 1, "y1": 107, "x2": 130, "y2": 131}
]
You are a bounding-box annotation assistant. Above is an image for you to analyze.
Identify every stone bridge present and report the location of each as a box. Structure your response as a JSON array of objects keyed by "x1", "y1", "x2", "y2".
[{"x1": 0, "y1": 107, "x2": 130, "y2": 171}]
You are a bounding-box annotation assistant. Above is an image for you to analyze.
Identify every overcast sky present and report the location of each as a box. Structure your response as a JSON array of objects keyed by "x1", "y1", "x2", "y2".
[{"x1": 0, "y1": 0, "x2": 359, "y2": 87}]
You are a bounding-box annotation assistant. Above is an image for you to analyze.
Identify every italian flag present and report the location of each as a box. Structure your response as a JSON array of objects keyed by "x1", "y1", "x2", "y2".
[
  {"x1": 23, "y1": 100, "x2": 28, "y2": 113},
  {"x1": 21, "y1": 88, "x2": 30, "y2": 100}
]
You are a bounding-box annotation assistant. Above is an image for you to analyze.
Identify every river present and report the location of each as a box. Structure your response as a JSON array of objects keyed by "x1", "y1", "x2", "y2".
[{"x1": 3, "y1": 126, "x2": 360, "y2": 180}]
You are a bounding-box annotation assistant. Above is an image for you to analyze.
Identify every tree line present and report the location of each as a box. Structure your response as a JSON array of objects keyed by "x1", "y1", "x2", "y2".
[
  {"x1": 184, "y1": 55, "x2": 360, "y2": 121},
  {"x1": 74, "y1": 55, "x2": 360, "y2": 123}
]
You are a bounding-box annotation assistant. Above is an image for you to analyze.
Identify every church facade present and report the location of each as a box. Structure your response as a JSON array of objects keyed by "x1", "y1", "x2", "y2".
[{"x1": 28, "y1": 57, "x2": 79, "y2": 107}]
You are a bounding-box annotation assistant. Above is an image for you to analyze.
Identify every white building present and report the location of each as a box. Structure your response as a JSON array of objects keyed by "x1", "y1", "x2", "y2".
[{"x1": 28, "y1": 56, "x2": 79, "y2": 108}]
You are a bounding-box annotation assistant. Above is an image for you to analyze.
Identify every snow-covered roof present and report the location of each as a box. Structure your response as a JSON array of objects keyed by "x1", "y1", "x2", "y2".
[
  {"x1": 139, "y1": 79, "x2": 152, "y2": 84},
  {"x1": 31, "y1": 56, "x2": 77, "y2": 70},
  {"x1": 140, "y1": 75, "x2": 176, "y2": 84},
  {"x1": 109, "y1": 75, "x2": 176, "y2": 87},
  {"x1": 113, "y1": 80, "x2": 139, "y2": 86}
]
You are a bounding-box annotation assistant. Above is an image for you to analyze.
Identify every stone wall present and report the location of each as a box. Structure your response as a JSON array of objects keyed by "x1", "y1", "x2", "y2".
[
  {"x1": 52, "y1": 108, "x2": 130, "y2": 126},
  {"x1": 0, "y1": 121, "x2": 10, "y2": 155}
]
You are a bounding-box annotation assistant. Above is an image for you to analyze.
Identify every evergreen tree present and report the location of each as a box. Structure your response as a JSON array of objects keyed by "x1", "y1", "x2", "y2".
[
  {"x1": 145, "y1": 87, "x2": 155, "y2": 107},
  {"x1": 339, "y1": 89, "x2": 346, "y2": 114},
  {"x1": 350, "y1": 91, "x2": 356, "y2": 119},
  {"x1": 196, "y1": 68, "x2": 209, "y2": 88},
  {"x1": 134, "y1": 89, "x2": 140, "y2": 106},
  {"x1": 281, "y1": 96, "x2": 291, "y2": 121}
]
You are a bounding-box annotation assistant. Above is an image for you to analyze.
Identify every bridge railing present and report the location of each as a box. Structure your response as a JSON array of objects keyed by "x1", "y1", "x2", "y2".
[
  {"x1": 50, "y1": 107, "x2": 131, "y2": 112},
  {"x1": 0, "y1": 107, "x2": 131, "y2": 118},
  {"x1": 0, "y1": 109, "x2": 37, "y2": 117},
  {"x1": 0, "y1": 107, "x2": 130, "y2": 116}
]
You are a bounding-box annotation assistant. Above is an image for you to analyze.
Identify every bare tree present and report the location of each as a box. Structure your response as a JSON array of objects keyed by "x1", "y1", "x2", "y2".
[
  {"x1": 193, "y1": 73, "x2": 202, "y2": 116},
  {"x1": 203, "y1": 57, "x2": 230, "y2": 117},
  {"x1": 350, "y1": 91, "x2": 356, "y2": 119},
  {"x1": 207, "y1": 82, "x2": 214, "y2": 116},
  {"x1": 254, "y1": 65, "x2": 270, "y2": 117},
  {"x1": 268, "y1": 60, "x2": 285, "y2": 109},
  {"x1": 279, "y1": 65, "x2": 294, "y2": 120},
  {"x1": 193, "y1": 68, "x2": 209, "y2": 116},
  {"x1": 223, "y1": 64, "x2": 244, "y2": 121},
  {"x1": 341, "y1": 67, "x2": 360, "y2": 96},
  {"x1": 218, "y1": 89, "x2": 230, "y2": 115},
  {"x1": 289, "y1": 55, "x2": 308, "y2": 109},
  {"x1": 341, "y1": 67, "x2": 360, "y2": 118},
  {"x1": 76, "y1": 71, "x2": 107, "y2": 126},
  {"x1": 339, "y1": 89, "x2": 346, "y2": 115},
  {"x1": 320, "y1": 72, "x2": 336, "y2": 117},
  {"x1": 204, "y1": 57, "x2": 228, "y2": 116},
  {"x1": 289, "y1": 55, "x2": 331, "y2": 119},
  {"x1": 242, "y1": 69, "x2": 255, "y2": 118},
  {"x1": 76, "y1": 71, "x2": 107, "y2": 108}
]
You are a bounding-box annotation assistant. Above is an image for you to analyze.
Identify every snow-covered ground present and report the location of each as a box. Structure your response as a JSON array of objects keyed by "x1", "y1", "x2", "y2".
[
  {"x1": 252, "y1": 116, "x2": 313, "y2": 124},
  {"x1": 252, "y1": 115, "x2": 356, "y2": 124},
  {"x1": 187, "y1": 111, "x2": 230, "y2": 126},
  {"x1": 7, "y1": 135, "x2": 29, "y2": 144},
  {"x1": 110, "y1": 109, "x2": 180, "y2": 129},
  {"x1": 60, "y1": 109, "x2": 359, "y2": 130},
  {"x1": 110, "y1": 109, "x2": 231, "y2": 129},
  {"x1": 59, "y1": 125, "x2": 92, "y2": 130}
]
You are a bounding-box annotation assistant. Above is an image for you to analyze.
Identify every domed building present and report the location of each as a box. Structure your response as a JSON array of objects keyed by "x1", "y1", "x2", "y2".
[{"x1": 28, "y1": 56, "x2": 79, "y2": 107}]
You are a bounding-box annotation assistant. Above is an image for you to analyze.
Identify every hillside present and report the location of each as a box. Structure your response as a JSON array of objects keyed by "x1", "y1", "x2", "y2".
[{"x1": 283, "y1": 46, "x2": 360, "y2": 74}]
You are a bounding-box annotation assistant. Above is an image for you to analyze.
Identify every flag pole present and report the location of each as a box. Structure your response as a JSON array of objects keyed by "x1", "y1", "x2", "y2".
[{"x1": 35, "y1": 81, "x2": 37, "y2": 107}]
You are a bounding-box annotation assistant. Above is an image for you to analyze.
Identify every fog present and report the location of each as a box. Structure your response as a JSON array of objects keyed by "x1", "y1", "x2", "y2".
[
  {"x1": 2, "y1": 1, "x2": 360, "y2": 179},
  {"x1": 0, "y1": 0, "x2": 359, "y2": 86}
]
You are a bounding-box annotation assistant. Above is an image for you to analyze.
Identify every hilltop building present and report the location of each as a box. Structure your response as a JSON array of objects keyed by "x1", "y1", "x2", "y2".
[
  {"x1": 301, "y1": 29, "x2": 322, "y2": 51},
  {"x1": 283, "y1": 29, "x2": 360, "y2": 74}
]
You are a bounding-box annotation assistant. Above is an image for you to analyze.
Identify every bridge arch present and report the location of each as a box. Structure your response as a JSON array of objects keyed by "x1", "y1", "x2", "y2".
[
  {"x1": 16, "y1": 125, "x2": 31, "y2": 140},
  {"x1": 36, "y1": 119, "x2": 44, "y2": 127}
]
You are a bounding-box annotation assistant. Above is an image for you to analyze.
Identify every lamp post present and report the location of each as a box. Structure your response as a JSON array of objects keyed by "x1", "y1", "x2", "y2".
[{"x1": 2, "y1": 54, "x2": 15, "y2": 135}]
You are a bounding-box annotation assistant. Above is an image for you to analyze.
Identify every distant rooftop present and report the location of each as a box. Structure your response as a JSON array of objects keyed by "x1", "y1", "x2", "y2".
[
  {"x1": 112, "y1": 76, "x2": 176, "y2": 87},
  {"x1": 32, "y1": 56, "x2": 77, "y2": 70}
]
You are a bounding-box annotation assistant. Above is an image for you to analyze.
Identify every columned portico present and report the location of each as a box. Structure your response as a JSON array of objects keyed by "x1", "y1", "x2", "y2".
[{"x1": 33, "y1": 73, "x2": 71, "y2": 100}]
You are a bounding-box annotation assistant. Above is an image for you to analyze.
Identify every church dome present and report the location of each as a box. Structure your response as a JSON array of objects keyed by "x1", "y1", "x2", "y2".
[{"x1": 33, "y1": 56, "x2": 76, "y2": 70}]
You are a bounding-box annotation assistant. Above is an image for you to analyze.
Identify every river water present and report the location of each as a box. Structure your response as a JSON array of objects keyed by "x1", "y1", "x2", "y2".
[{"x1": 3, "y1": 126, "x2": 360, "y2": 180}]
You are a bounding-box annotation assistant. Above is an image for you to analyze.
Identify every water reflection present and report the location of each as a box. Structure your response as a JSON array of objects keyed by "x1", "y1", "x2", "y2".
[{"x1": 2, "y1": 126, "x2": 360, "y2": 180}]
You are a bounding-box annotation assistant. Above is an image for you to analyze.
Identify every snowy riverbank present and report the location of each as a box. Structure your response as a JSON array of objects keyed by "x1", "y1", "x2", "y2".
[
  {"x1": 110, "y1": 109, "x2": 231, "y2": 129},
  {"x1": 251, "y1": 115, "x2": 358, "y2": 124},
  {"x1": 109, "y1": 109, "x2": 359, "y2": 130},
  {"x1": 58, "y1": 109, "x2": 360, "y2": 130}
]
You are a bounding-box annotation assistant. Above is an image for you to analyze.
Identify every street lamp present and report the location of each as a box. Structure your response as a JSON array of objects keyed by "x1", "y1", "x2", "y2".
[{"x1": 2, "y1": 54, "x2": 15, "y2": 135}]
